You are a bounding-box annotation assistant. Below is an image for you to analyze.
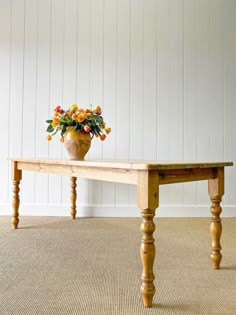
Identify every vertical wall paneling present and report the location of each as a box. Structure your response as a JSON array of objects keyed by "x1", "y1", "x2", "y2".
[
  {"x1": 48, "y1": 0, "x2": 64, "y2": 206},
  {"x1": 102, "y1": 0, "x2": 117, "y2": 206},
  {"x1": 21, "y1": 0, "x2": 38, "y2": 205},
  {"x1": 62, "y1": 0, "x2": 77, "y2": 107},
  {"x1": 61, "y1": 0, "x2": 78, "y2": 204},
  {"x1": 116, "y1": 0, "x2": 131, "y2": 207},
  {"x1": 0, "y1": 0, "x2": 11, "y2": 206},
  {"x1": 76, "y1": 0, "x2": 91, "y2": 207},
  {"x1": 8, "y1": 0, "x2": 25, "y2": 213},
  {"x1": 209, "y1": 0, "x2": 224, "y2": 161},
  {"x1": 223, "y1": 0, "x2": 236, "y2": 205},
  {"x1": 183, "y1": 0, "x2": 197, "y2": 206},
  {"x1": 130, "y1": 0, "x2": 143, "y2": 160},
  {"x1": 1, "y1": 0, "x2": 236, "y2": 217},
  {"x1": 35, "y1": 0, "x2": 51, "y2": 206},
  {"x1": 8, "y1": 0, "x2": 24, "y2": 158},
  {"x1": 196, "y1": 0, "x2": 210, "y2": 205},
  {"x1": 77, "y1": 0, "x2": 91, "y2": 106},
  {"x1": 88, "y1": 0, "x2": 103, "y2": 207},
  {"x1": 157, "y1": 0, "x2": 170, "y2": 205},
  {"x1": 143, "y1": 0, "x2": 157, "y2": 160},
  {"x1": 169, "y1": 0, "x2": 184, "y2": 206},
  {"x1": 129, "y1": 0, "x2": 144, "y2": 205}
]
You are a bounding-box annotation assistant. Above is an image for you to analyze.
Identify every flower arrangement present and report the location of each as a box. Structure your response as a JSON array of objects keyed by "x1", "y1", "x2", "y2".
[{"x1": 46, "y1": 104, "x2": 111, "y2": 142}]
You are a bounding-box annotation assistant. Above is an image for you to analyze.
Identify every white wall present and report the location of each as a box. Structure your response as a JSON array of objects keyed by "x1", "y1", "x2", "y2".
[{"x1": 0, "y1": 0, "x2": 235, "y2": 217}]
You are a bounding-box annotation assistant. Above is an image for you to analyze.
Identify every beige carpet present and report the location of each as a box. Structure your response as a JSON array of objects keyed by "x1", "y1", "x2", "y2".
[{"x1": 0, "y1": 216, "x2": 235, "y2": 315}]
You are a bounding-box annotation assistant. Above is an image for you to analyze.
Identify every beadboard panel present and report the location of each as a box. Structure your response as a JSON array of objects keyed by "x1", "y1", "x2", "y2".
[
  {"x1": 183, "y1": 0, "x2": 197, "y2": 207},
  {"x1": 21, "y1": 0, "x2": 38, "y2": 205},
  {"x1": 116, "y1": 0, "x2": 131, "y2": 207},
  {"x1": 157, "y1": 0, "x2": 171, "y2": 206},
  {"x1": 34, "y1": 0, "x2": 51, "y2": 205},
  {"x1": 0, "y1": 0, "x2": 236, "y2": 217},
  {"x1": 0, "y1": 0, "x2": 11, "y2": 205},
  {"x1": 169, "y1": 0, "x2": 184, "y2": 206},
  {"x1": 196, "y1": 0, "x2": 210, "y2": 206},
  {"x1": 102, "y1": 0, "x2": 117, "y2": 205},
  {"x1": 76, "y1": 0, "x2": 91, "y2": 206},
  {"x1": 223, "y1": 0, "x2": 236, "y2": 206}
]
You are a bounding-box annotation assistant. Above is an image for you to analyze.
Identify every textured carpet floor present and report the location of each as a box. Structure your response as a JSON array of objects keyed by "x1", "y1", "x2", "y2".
[{"x1": 0, "y1": 216, "x2": 236, "y2": 315}]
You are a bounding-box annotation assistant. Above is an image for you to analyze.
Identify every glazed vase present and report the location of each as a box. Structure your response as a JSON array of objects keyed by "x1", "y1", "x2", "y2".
[{"x1": 63, "y1": 127, "x2": 91, "y2": 160}]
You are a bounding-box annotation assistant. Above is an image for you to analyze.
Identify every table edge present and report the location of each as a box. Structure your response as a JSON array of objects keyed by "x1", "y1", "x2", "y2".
[{"x1": 8, "y1": 158, "x2": 234, "y2": 170}]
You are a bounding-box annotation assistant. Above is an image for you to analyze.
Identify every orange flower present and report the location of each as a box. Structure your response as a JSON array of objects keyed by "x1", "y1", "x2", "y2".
[
  {"x1": 84, "y1": 125, "x2": 91, "y2": 132},
  {"x1": 72, "y1": 113, "x2": 78, "y2": 120},
  {"x1": 47, "y1": 135, "x2": 52, "y2": 141},
  {"x1": 100, "y1": 134, "x2": 106, "y2": 141},
  {"x1": 77, "y1": 114, "x2": 85, "y2": 122},
  {"x1": 105, "y1": 127, "x2": 111, "y2": 134},
  {"x1": 52, "y1": 117, "x2": 59, "y2": 127},
  {"x1": 93, "y1": 105, "x2": 102, "y2": 115}
]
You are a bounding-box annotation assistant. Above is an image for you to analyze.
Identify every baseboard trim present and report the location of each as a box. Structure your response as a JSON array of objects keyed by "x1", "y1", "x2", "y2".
[{"x1": 1, "y1": 203, "x2": 235, "y2": 217}]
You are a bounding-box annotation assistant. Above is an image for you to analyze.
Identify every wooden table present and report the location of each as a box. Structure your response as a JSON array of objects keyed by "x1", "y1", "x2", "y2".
[{"x1": 10, "y1": 159, "x2": 233, "y2": 307}]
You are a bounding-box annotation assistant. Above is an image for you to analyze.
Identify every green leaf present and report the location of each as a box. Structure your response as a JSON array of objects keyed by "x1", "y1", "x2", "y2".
[
  {"x1": 46, "y1": 125, "x2": 54, "y2": 132},
  {"x1": 61, "y1": 125, "x2": 67, "y2": 136}
]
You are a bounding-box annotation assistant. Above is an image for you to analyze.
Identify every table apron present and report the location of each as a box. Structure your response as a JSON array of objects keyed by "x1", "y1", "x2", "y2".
[
  {"x1": 159, "y1": 167, "x2": 217, "y2": 185},
  {"x1": 17, "y1": 161, "x2": 138, "y2": 185},
  {"x1": 16, "y1": 162, "x2": 221, "y2": 186}
]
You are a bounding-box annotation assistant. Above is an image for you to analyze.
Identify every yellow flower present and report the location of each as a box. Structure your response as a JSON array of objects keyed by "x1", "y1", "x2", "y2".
[{"x1": 71, "y1": 104, "x2": 78, "y2": 111}]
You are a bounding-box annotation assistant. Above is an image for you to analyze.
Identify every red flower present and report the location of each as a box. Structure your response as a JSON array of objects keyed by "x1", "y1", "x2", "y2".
[
  {"x1": 54, "y1": 105, "x2": 61, "y2": 113},
  {"x1": 100, "y1": 134, "x2": 106, "y2": 141}
]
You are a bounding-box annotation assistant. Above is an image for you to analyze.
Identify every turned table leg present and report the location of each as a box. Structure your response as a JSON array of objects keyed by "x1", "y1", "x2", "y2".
[
  {"x1": 208, "y1": 168, "x2": 224, "y2": 270},
  {"x1": 140, "y1": 208, "x2": 156, "y2": 307},
  {"x1": 11, "y1": 162, "x2": 22, "y2": 229},
  {"x1": 138, "y1": 170, "x2": 159, "y2": 307},
  {"x1": 70, "y1": 176, "x2": 77, "y2": 219}
]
